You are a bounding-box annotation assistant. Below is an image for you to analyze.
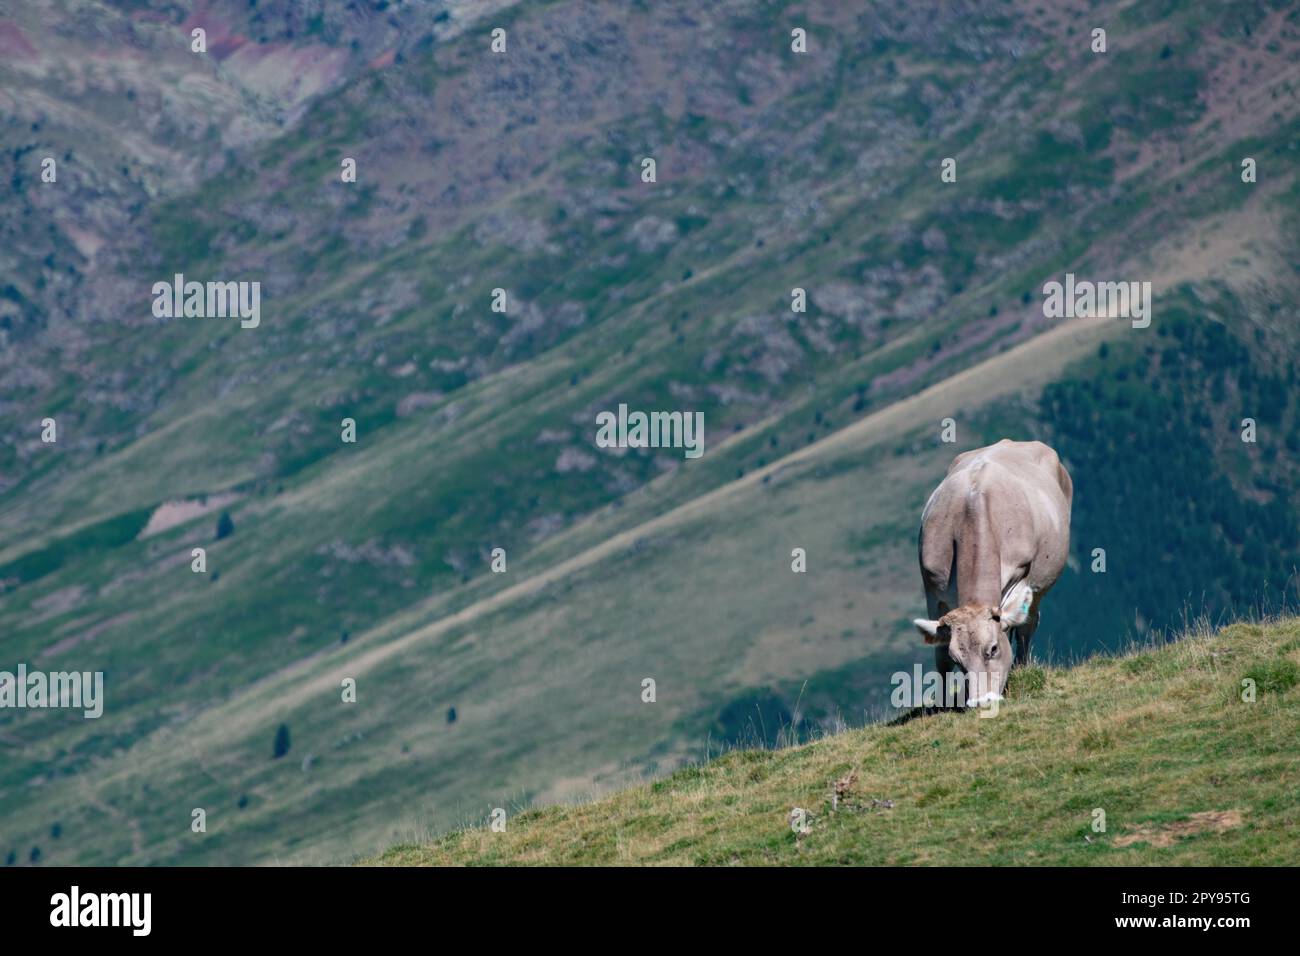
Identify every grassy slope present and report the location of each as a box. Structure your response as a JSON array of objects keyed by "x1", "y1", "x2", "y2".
[{"x1": 373, "y1": 616, "x2": 1300, "y2": 865}]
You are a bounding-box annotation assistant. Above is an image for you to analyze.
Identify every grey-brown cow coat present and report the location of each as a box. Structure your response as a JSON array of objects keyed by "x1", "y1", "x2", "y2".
[{"x1": 918, "y1": 439, "x2": 1073, "y2": 666}]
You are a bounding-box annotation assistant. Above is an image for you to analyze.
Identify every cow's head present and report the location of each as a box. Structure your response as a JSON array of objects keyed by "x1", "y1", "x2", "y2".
[{"x1": 912, "y1": 583, "x2": 1033, "y2": 705}]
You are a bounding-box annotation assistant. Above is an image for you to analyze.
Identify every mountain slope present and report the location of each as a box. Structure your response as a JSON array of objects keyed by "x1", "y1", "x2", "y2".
[
  {"x1": 1, "y1": 0, "x2": 1299, "y2": 866},
  {"x1": 372, "y1": 616, "x2": 1300, "y2": 865}
]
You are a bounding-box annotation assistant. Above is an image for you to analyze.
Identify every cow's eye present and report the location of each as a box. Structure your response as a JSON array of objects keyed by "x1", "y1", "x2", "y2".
[{"x1": 984, "y1": 644, "x2": 999, "y2": 660}]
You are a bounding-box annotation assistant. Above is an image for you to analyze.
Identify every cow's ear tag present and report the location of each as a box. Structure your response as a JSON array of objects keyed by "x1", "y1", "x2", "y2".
[{"x1": 1000, "y1": 582, "x2": 1033, "y2": 627}]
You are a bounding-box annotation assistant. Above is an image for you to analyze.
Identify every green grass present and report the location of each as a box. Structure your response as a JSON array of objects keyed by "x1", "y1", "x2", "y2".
[
  {"x1": 0, "y1": 506, "x2": 152, "y2": 584},
  {"x1": 370, "y1": 617, "x2": 1300, "y2": 865}
]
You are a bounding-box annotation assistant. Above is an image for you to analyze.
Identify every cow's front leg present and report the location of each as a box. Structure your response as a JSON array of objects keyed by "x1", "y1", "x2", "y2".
[
  {"x1": 1013, "y1": 630, "x2": 1030, "y2": 665},
  {"x1": 935, "y1": 642, "x2": 956, "y2": 679},
  {"x1": 932, "y1": 643, "x2": 963, "y2": 713}
]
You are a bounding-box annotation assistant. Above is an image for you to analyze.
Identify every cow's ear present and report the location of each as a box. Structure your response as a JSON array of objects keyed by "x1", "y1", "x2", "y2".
[
  {"x1": 999, "y1": 581, "x2": 1034, "y2": 629},
  {"x1": 914, "y1": 619, "x2": 946, "y2": 644}
]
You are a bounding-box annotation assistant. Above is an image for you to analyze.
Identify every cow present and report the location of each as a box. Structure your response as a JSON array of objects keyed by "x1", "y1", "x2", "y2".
[{"x1": 912, "y1": 439, "x2": 1073, "y2": 706}]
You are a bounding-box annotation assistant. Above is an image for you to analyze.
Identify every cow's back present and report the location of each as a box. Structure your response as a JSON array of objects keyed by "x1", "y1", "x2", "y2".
[{"x1": 919, "y1": 440, "x2": 1072, "y2": 608}]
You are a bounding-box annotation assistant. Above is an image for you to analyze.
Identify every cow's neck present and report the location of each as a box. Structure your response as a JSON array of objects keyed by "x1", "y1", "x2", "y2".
[{"x1": 954, "y1": 494, "x2": 1005, "y2": 607}]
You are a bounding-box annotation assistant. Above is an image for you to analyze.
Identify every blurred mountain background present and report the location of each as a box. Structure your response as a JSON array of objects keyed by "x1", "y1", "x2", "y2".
[{"x1": 1, "y1": 0, "x2": 1298, "y2": 864}]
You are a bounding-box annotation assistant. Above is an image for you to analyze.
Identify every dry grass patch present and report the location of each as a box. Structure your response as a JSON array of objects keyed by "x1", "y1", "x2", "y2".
[{"x1": 1113, "y1": 809, "x2": 1245, "y2": 849}]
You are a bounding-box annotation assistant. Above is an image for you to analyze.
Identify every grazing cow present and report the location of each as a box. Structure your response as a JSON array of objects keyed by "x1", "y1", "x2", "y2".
[{"x1": 912, "y1": 439, "x2": 1072, "y2": 705}]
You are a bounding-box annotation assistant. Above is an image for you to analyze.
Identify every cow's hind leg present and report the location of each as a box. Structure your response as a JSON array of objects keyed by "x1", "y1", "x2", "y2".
[{"x1": 1012, "y1": 609, "x2": 1040, "y2": 666}]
